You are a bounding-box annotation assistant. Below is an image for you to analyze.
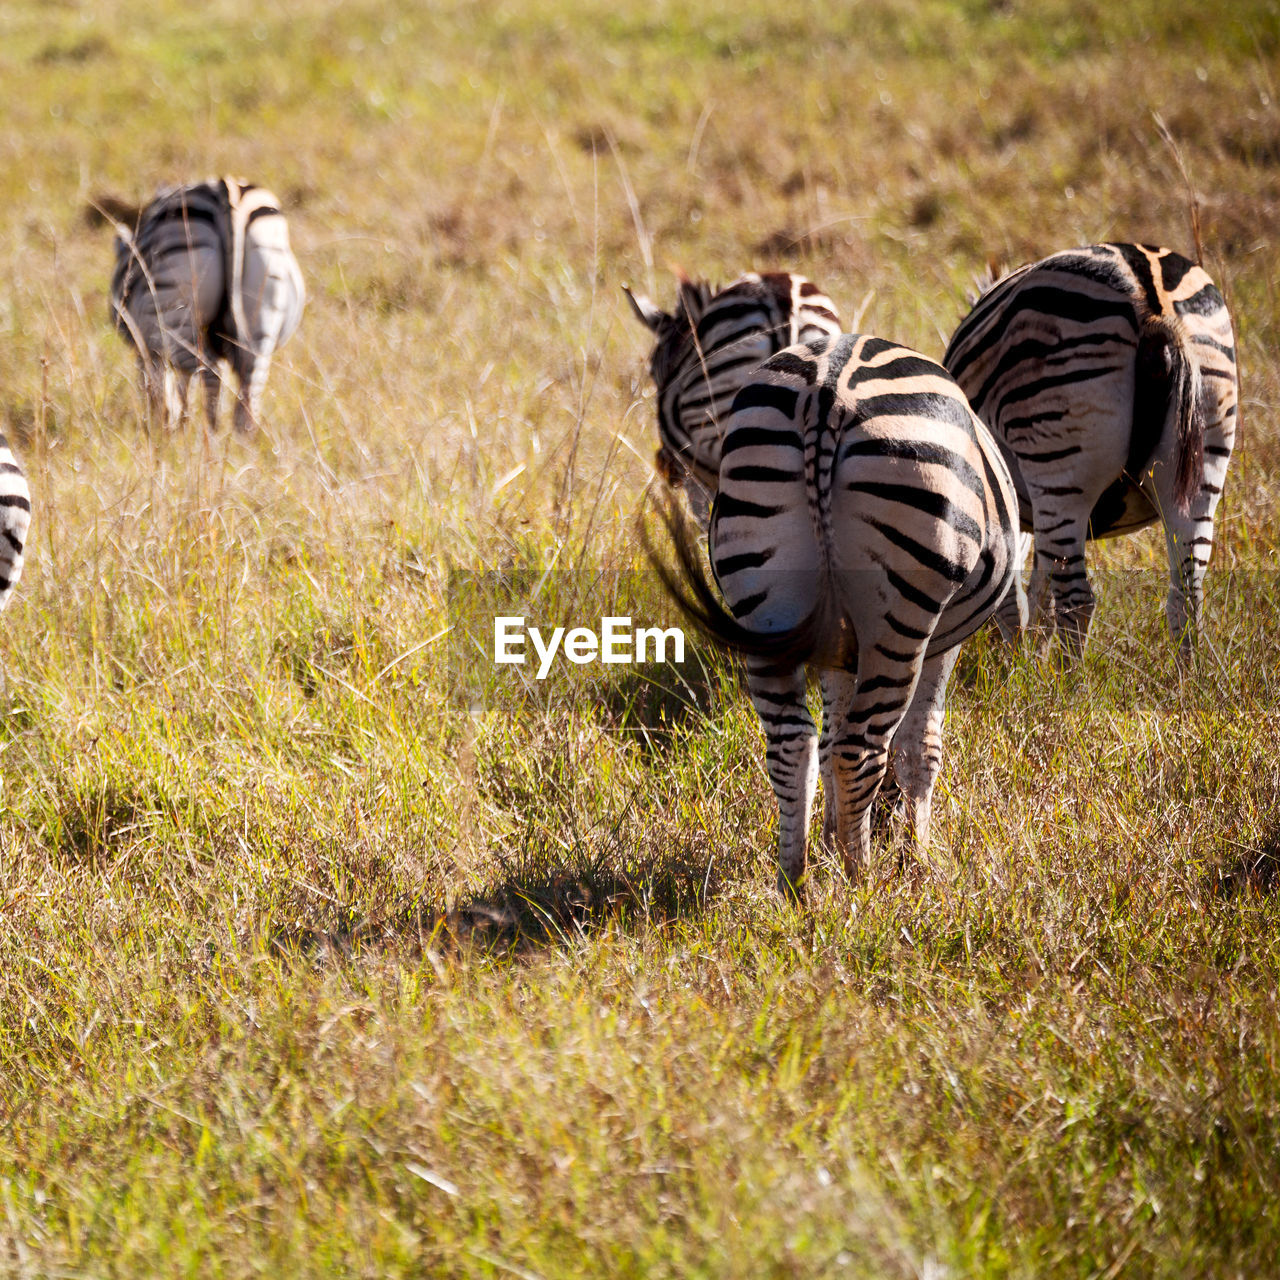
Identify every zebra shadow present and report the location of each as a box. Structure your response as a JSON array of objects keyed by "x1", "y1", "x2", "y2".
[
  {"x1": 1205, "y1": 819, "x2": 1280, "y2": 900},
  {"x1": 595, "y1": 647, "x2": 728, "y2": 753},
  {"x1": 272, "y1": 829, "x2": 733, "y2": 964}
]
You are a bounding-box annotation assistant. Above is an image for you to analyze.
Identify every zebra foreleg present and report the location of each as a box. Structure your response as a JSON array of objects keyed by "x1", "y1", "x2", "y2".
[{"x1": 745, "y1": 658, "x2": 818, "y2": 901}]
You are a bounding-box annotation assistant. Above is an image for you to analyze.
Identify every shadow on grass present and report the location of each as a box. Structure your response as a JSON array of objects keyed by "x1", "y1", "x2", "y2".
[
  {"x1": 596, "y1": 649, "x2": 727, "y2": 750},
  {"x1": 47, "y1": 779, "x2": 167, "y2": 863},
  {"x1": 271, "y1": 830, "x2": 734, "y2": 964},
  {"x1": 1207, "y1": 820, "x2": 1280, "y2": 899}
]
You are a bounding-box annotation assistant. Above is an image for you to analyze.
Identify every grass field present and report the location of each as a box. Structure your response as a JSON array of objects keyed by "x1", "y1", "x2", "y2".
[{"x1": 3, "y1": 0, "x2": 1280, "y2": 1274}]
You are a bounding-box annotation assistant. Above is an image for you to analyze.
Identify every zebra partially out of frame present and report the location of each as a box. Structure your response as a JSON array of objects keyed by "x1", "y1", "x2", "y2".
[
  {"x1": 943, "y1": 243, "x2": 1238, "y2": 658},
  {"x1": 624, "y1": 272, "x2": 842, "y2": 524},
  {"x1": 653, "y1": 333, "x2": 1020, "y2": 898},
  {"x1": 0, "y1": 435, "x2": 30, "y2": 613},
  {"x1": 109, "y1": 177, "x2": 305, "y2": 433}
]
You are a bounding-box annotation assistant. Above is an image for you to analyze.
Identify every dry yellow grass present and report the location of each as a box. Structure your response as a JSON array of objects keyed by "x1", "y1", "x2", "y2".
[{"x1": 2, "y1": 0, "x2": 1280, "y2": 1274}]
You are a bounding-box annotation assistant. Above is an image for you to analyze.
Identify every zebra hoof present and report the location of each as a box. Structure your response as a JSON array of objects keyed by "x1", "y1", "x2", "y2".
[
  {"x1": 840, "y1": 854, "x2": 867, "y2": 887},
  {"x1": 897, "y1": 852, "x2": 930, "y2": 890},
  {"x1": 776, "y1": 868, "x2": 805, "y2": 905}
]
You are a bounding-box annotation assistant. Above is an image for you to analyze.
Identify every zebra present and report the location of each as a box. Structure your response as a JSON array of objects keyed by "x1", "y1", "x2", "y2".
[
  {"x1": 624, "y1": 271, "x2": 842, "y2": 524},
  {"x1": 109, "y1": 176, "x2": 305, "y2": 433},
  {"x1": 652, "y1": 333, "x2": 1020, "y2": 898},
  {"x1": 0, "y1": 435, "x2": 30, "y2": 613},
  {"x1": 943, "y1": 243, "x2": 1238, "y2": 658}
]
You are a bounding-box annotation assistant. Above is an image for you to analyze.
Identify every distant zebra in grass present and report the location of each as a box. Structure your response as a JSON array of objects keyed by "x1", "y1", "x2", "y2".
[
  {"x1": 944, "y1": 243, "x2": 1238, "y2": 658},
  {"x1": 0, "y1": 436, "x2": 30, "y2": 612},
  {"x1": 625, "y1": 272, "x2": 842, "y2": 523},
  {"x1": 653, "y1": 333, "x2": 1020, "y2": 897},
  {"x1": 109, "y1": 177, "x2": 304, "y2": 433}
]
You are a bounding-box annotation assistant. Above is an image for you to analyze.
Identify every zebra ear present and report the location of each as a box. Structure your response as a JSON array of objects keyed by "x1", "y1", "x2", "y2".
[{"x1": 623, "y1": 285, "x2": 669, "y2": 333}]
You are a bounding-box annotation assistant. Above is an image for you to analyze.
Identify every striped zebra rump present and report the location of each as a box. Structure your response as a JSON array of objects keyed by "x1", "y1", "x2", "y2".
[
  {"x1": 109, "y1": 177, "x2": 304, "y2": 432},
  {"x1": 0, "y1": 435, "x2": 31, "y2": 612},
  {"x1": 653, "y1": 333, "x2": 1019, "y2": 897},
  {"x1": 111, "y1": 180, "x2": 227, "y2": 378},
  {"x1": 626, "y1": 272, "x2": 841, "y2": 524},
  {"x1": 944, "y1": 243, "x2": 1237, "y2": 656}
]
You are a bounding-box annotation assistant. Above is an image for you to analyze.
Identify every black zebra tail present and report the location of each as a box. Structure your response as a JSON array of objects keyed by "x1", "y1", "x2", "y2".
[
  {"x1": 640, "y1": 490, "x2": 832, "y2": 667},
  {"x1": 1135, "y1": 311, "x2": 1203, "y2": 514}
]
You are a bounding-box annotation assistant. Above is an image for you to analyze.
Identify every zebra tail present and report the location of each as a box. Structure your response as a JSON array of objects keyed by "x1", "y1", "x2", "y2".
[
  {"x1": 641, "y1": 491, "x2": 830, "y2": 667},
  {"x1": 1135, "y1": 311, "x2": 1203, "y2": 514}
]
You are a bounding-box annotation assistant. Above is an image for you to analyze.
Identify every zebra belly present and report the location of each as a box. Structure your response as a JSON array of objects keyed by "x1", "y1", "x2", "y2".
[{"x1": 1086, "y1": 477, "x2": 1159, "y2": 539}]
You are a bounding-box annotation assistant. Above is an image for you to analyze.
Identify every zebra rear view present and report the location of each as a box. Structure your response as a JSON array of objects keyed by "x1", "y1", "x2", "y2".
[
  {"x1": 944, "y1": 243, "x2": 1238, "y2": 658},
  {"x1": 109, "y1": 177, "x2": 305, "y2": 433},
  {"x1": 656, "y1": 334, "x2": 1020, "y2": 897}
]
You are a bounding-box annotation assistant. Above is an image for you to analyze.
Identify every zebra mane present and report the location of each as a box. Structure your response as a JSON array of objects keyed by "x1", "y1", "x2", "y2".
[{"x1": 968, "y1": 255, "x2": 1010, "y2": 304}]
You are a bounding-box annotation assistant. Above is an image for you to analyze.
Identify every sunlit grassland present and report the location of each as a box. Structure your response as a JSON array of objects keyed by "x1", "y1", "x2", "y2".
[{"x1": 2, "y1": 0, "x2": 1280, "y2": 1274}]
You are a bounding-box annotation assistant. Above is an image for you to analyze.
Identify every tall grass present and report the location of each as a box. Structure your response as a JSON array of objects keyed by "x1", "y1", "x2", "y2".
[{"x1": 2, "y1": 0, "x2": 1280, "y2": 1274}]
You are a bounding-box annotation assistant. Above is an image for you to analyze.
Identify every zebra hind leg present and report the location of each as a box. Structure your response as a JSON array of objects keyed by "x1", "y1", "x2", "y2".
[
  {"x1": 891, "y1": 648, "x2": 960, "y2": 874},
  {"x1": 234, "y1": 343, "x2": 276, "y2": 434},
  {"x1": 201, "y1": 360, "x2": 222, "y2": 430},
  {"x1": 819, "y1": 673, "x2": 837, "y2": 856},
  {"x1": 819, "y1": 670, "x2": 896, "y2": 850},
  {"x1": 745, "y1": 658, "x2": 818, "y2": 901},
  {"x1": 169, "y1": 367, "x2": 195, "y2": 429},
  {"x1": 821, "y1": 654, "x2": 920, "y2": 884},
  {"x1": 1153, "y1": 464, "x2": 1218, "y2": 665},
  {"x1": 138, "y1": 355, "x2": 167, "y2": 431},
  {"x1": 1162, "y1": 512, "x2": 1208, "y2": 665},
  {"x1": 992, "y1": 529, "x2": 1032, "y2": 642}
]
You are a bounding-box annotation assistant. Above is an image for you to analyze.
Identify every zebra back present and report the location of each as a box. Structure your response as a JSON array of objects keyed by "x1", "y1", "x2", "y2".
[
  {"x1": 0, "y1": 435, "x2": 31, "y2": 612},
  {"x1": 943, "y1": 243, "x2": 1236, "y2": 537},
  {"x1": 627, "y1": 272, "x2": 841, "y2": 501}
]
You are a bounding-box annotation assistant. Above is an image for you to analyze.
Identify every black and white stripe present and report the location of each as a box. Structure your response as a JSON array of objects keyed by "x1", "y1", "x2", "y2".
[
  {"x1": 944, "y1": 243, "x2": 1238, "y2": 656},
  {"x1": 655, "y1": 334, "x2": 1019, "y2": 896},
  {"x1": 110, "y1": 176, "x2": 305, "y2": 433},
  {"x1": 626, "y1": 272, "x2": 842, "y2": 523},
  {"x1": 0, "y1": 435, "x2": 30, "y2": 612}
]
